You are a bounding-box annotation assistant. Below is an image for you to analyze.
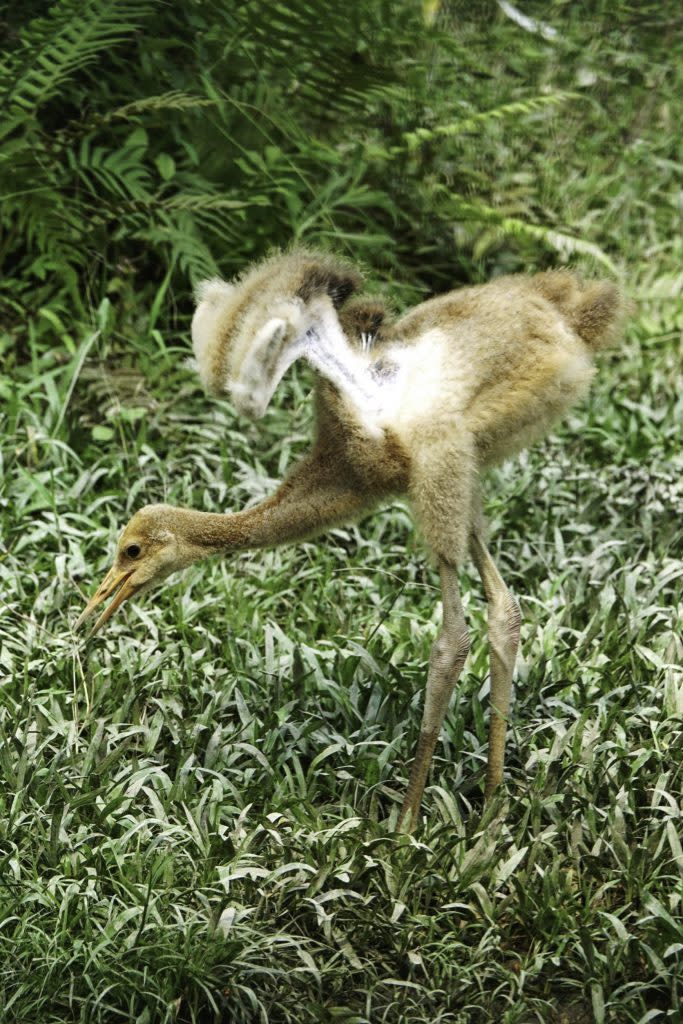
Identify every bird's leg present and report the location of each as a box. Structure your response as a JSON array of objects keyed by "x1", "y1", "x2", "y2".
[
  {"x1": 469, "y1": 525, "x2": 521, "y2": 800},
  {"x1": 397, "y1": 561, "x2": 470, "y2": 833}
]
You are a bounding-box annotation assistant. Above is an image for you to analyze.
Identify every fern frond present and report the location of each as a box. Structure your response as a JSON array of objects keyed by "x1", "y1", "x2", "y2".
[
  {"x1": 446, "y1": 195, "x2": 616, "y2": 271},
  {"x1": 0, "y1": 0, "x2": 153, "y2": 113},
  {"x1": 232, "y1": 0, "x2": 404, "y2": 119},
  {"x1": 67, "y1": 131, "x2": 152, "y2": 202},
  {"x1": 161, "y1": 194, "x2": 270, "y2": 213},
  {"x1": 136, "y1": 218, "x2": 220, "y2": 283},
  {"x1": 405, "y1": 92, "x2": 579, "y2": 149},
  {"x1": 53, "y1": 92, "x2": 217, "y2": 143},
  {"x1": 101, "y1": 91, "x2": 217, "y2": 125}
]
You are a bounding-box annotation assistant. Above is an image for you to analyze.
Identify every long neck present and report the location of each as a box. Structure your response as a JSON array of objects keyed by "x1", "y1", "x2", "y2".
[
  {"x1": 169, "y1": 452, "x2": 374, "y2": 558},
  {"x1": 171, "y1": 497, "x2": 291, "y2": 554}
]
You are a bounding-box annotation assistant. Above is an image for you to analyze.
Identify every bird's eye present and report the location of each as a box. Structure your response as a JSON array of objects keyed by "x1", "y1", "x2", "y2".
[{"x1": 126, "y1": 544, "x2": 141, "y2": 559}]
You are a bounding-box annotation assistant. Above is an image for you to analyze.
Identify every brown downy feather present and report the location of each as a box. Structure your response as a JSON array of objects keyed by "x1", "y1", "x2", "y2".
[
  {"x1": 570, "y1": 281, "x2": 626, "y2": 350},
  {"x1": 191, "y1": 248, "x2": 365, "y2": 395},
  {"x1": 532, "y1": 270, "x2": 626, "y2": 351},
  {"x1": 294, "y1": 252, "x2": 364, "y2": 308},
  {"x1": 339, "y1": 296, "x2": 393, "y2": 348}
]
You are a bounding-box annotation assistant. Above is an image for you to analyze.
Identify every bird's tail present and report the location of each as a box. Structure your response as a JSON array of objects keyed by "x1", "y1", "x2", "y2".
[
  {"x1": 534, "y1": 271, "x2": 628, "y2": 351},
  {"x1": 569, "y1": 280, "x2": 628, "y2": 351}
]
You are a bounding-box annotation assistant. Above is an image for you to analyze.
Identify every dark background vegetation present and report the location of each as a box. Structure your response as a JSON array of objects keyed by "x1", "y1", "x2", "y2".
[{"x1": 1, "y1": 1, "x2": 682, "y2": 1022}]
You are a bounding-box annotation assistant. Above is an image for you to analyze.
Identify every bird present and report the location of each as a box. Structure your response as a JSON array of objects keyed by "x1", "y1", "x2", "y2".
[{"x1": 75, "y1": 247, "x2": 627, "y2": 831}]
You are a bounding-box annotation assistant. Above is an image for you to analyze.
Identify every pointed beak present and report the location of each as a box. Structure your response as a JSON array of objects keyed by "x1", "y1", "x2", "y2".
[{"x1": 73, "y1": 565, "x2": 140, "y2": 637}]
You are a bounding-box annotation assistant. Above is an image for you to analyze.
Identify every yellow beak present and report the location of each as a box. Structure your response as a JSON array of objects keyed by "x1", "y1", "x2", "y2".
[{"x1": 73, "y1": 565, "x2": 140, "y2": 636}]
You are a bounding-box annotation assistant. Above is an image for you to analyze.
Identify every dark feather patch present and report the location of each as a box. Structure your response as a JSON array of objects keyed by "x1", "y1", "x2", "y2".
[
  {"x1": 340, "y1": 297, "x2": 392, "y2": 347},
  {"x1": 297, "y1": 262, "x2": 363, "y2": 308}
]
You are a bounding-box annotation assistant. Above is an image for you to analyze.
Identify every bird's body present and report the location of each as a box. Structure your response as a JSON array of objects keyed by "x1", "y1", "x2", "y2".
[
  {"x1": 382, "y1": 274, "x2": 599, "y2": 464},
  {"x1": 77, "y1": 248, "x2": 627, "y2": 830},
  {"x1": 328, "y1": 272, "x2": 602, "y2": 462}
]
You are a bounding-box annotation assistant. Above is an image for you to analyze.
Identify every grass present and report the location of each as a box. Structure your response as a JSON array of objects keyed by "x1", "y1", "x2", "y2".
[
  {"x1": 2, "y1": 6, "x2": 683, "y2": 1023},
  {"x1": 2, "y1": 262, "x2": 682, "y2": 1023}
]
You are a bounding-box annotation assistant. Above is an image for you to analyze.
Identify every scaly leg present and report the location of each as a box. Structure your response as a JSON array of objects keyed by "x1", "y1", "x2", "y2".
[
  {"x1": 469, "y1": 522, "x2": 521, "y2": 800},
  {"x1": 397, "y1": 561, "x2": 470, "y2": 832}
]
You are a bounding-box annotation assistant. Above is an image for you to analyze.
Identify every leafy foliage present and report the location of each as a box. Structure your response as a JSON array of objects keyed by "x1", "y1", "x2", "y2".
[{"x1": 1, "y1": 0, "x2": 614, "y2": 321}]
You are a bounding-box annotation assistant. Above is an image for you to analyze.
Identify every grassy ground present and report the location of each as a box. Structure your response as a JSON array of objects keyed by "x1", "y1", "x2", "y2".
[
  {"x1": 4, "y1": 272, "x2": 682, "y2": 1023},
  {"x1": 2, "y1": 7, "x2": 683, "y2": 1024}
]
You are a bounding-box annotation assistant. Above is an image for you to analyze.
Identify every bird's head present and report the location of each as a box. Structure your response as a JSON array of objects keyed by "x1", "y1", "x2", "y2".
[{"x1": 74, "y1": 504, "x2": 197, "y2": 636}]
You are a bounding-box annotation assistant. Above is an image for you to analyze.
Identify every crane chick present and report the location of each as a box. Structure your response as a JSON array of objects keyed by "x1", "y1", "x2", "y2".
[{"x1": 76, "y1": 248, "x2": 627, "y2": 830}]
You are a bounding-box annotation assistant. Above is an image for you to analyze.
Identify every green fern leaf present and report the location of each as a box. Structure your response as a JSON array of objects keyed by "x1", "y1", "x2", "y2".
[
  {"x1": 446, "y1": 195, "x2": 616, "y2": 271},
  {"x1": 405, "y1": 92, "x2": 579, "y2": 149},
  {"x1": 0, "y1": 0, "x2": 153, "y2": 113}
]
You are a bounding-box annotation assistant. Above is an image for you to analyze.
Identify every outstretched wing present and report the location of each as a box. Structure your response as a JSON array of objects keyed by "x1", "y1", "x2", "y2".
[{"x1": 191, "y1": 249, "x2": 384, "y2": 419}]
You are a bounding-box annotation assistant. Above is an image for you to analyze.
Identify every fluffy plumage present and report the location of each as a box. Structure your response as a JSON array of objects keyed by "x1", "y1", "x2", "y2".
[
  {"x1": 80, "y1": 247, "x2": 628, "y2": 829},
  {"x1": 191, "y1": 248, "x2": 364, "y2": 398}
]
